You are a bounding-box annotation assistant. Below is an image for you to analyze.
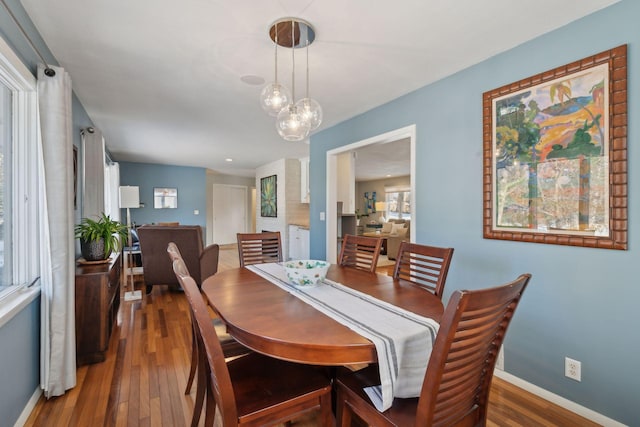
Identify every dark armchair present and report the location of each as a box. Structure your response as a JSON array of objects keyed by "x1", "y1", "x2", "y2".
[{"x1": 137, "y1": 225, "x2": 219, "y2": 292}]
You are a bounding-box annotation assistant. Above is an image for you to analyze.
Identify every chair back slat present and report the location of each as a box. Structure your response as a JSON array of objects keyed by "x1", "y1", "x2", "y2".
[
  {"x1": 416, "y1": 274, "x2": 530, "y2": 427},
  {"x1": 338, "y1": 234, "x2": 383, "y2": 273},
  {"x1": 173, "y1": 258, "x2": 239, "y2": 426},
  {"x1": 237, "y1": 232, "x2": 283, "y2": 267},
  {"x1": 393, "y1": 242, "x2": 454, "y2": 299}
]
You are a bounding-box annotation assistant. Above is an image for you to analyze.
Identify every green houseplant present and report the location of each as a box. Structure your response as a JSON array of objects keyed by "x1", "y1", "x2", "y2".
[{"x1": 75, "y1": 213, "x2": 128, "y2": 261}]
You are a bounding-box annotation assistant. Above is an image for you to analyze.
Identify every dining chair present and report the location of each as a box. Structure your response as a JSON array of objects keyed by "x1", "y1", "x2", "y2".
[
  {"x1": 236, "y1": 232, "x2": 283, "y2": 267},
  {"x1": 169, "y1": 243, "x2": 249, "y2": 427},
  {"x1": 338, "y1": 234, "x2": 383, "y2": 273},
  {"x1": 392, "y1": 242, "x2": 454, "y2": 299},
  {"x1": 174, "y1": 258, "x2": 334, "y2": 427},
  {"x1": 335, "y1": 273, "x2": 531, "y2": 427}
]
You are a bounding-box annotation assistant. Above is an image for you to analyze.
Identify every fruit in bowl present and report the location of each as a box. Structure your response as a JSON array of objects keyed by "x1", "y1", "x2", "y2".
[{"x1": 284, "y1": 260, "x2": 330, "y2": 287}]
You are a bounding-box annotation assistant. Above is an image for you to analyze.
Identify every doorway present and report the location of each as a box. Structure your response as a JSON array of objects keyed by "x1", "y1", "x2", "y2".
[
  {"x1": 212, "y1": 184, "x2": 248, "y2": 245},
  {"x1": 326, "y1": 125, "x2": 416, "y2": 263}
]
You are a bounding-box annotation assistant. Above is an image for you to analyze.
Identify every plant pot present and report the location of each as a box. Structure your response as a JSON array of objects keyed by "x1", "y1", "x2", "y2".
[{"x1": 81, "y1": 238, "x2": 108, "y2": 261}]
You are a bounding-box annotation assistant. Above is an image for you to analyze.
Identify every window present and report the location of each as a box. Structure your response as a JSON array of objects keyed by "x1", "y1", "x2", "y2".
[
  {"x1": 385, "y1": 187, "x2": 411, "y2": 220},
  {"x1": 0, "y1": 36, "x2": 39, "y2": 306},
  {"x1": 0, "y1": 81, "x2": 12, "y2": 290}
]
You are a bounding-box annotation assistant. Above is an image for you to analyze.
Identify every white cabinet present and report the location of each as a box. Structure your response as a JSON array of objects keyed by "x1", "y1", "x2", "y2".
[
  {"x1": 289, "y1": 225, "x2": 310, "y2": 260},
  {"x1": 300, "y1": 157, "x2": 310, "y2": 203}
]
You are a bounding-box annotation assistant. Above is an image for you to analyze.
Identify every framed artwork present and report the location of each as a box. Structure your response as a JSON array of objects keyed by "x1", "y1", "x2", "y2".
[
  {"x1": 483, "y1": 45, "x2": 627, "y2": 250},
  {"x1": 154, "y1": 187, "x2": 178, "y2": 209},
  {"x1": 260, "y1": 175, "x2": 277, "y2": 217},
  {"x1": 364, "y1": 191, "x2": 376, "y2": 214}
]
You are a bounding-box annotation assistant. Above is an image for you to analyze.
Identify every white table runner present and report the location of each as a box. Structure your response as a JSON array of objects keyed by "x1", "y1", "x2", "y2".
[{"x1": 247, "y1": 263, "x2": 439, "y2": 412}]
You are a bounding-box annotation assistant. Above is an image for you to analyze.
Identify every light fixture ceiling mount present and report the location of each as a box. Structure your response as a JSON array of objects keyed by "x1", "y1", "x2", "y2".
[{"x1": 268, "y1": 18, "x2": 316, "y2": 48}]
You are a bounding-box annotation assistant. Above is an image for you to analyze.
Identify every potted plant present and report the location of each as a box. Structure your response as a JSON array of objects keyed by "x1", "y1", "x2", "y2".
[
  {"x1": 355, "y1": 209, "x2": 368, "y2": 226},
  {"x1": 75, "y1": 213, "x2": 128, "y2": 261}
]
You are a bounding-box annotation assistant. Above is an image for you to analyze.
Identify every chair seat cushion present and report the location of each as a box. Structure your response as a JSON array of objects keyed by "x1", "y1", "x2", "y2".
[{"x1": 229, "y1": 352, "x2": 332, "y2": 422}]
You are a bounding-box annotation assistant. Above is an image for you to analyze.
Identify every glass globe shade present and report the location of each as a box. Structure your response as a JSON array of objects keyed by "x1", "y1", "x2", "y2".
[
  {"x1": 260, "y1": 83, "x2": 291, "y2": 117},
  {"x1": 295, "y1": 98, "x2": 323, "y2": 131},
  {"x1": 276, "y1": 104, "x2": 311, "y2": 141}
]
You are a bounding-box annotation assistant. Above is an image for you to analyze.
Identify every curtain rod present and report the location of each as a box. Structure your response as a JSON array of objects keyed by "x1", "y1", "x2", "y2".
[{"x1": 0, "y1": 0, "x2": 56, "y2": 77}]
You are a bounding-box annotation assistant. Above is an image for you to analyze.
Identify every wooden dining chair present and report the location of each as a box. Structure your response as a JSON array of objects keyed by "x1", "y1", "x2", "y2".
[
  {"x1": 338, "y1": 234, "x2": 383, "y2": 273},
  {"x1": 174, "y1": 259, "x2": 334, "y2": 427},
  {"x1": 335, "y1": 273, "x2": 531, "y2": 427},
  {"x1": 169, "y1": 243, "x2": 249, "y2": 427},
  {"x1": 236, "y1": 232, "x2": 283, "y2": 267},
  {"x1": 393, "y1": 242, "x2": 454, "y2": 299}
]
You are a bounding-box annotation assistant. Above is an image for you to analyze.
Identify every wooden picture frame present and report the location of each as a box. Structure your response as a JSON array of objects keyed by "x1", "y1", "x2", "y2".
[
  {"x1": 482, "y1": 45, "x2": 627, "y2": 249},
  {"x1": 260, "y1": 175, "x2": 277, "y2": 217}
]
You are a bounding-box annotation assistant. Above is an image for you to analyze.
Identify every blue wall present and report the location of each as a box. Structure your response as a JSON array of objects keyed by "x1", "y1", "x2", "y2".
[
  {"x1": 119, "y1": 161, "x2": 207, "y2": 229},
  {"x1": 0, "y1": 298, "x2": 40, "y2": 423},
  {"x1": 310, "y1": 1, "x2": 638, "y2": 424}
]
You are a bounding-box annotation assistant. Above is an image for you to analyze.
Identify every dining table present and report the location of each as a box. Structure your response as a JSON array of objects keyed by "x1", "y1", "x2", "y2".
[{"x1": 201, "y1": 263, "x2": 444, "y2": 367}]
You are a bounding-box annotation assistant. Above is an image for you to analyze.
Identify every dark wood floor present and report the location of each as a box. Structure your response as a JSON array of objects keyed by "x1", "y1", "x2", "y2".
[{"x1": 25, "y1": 245, "x2": 600, "y2": 426}]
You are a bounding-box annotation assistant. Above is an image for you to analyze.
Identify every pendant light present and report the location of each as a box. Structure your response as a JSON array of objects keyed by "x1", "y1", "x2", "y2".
[
  {"x1": 259, "y1": 22, "x2": 291, "y2": 116},
  {"x1": 276, "y1": 19, "x2": 310, "y2": 141},
  {"x1": 295, "y1": 42, "x2": 323, "y2": 131}
]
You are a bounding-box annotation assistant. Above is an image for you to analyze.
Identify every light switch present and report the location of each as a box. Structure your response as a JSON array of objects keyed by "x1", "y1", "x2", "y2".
[
  {"x1": 320, "y1": 212, "x2": 325, "y2": 221},
  {"x1": 194, "y1": 209, "x2": 199, "y2": 215}
]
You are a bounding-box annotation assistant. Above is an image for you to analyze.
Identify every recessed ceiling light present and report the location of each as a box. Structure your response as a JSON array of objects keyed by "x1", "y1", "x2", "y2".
[
  {"x1": 386, "y1": 174, "x2": 392, "y2": 177},
  {"x1": 225, "y1": 158, "x2": 233, "y2": 162},
  {"x1": 240, "y1": 75, "x2": 265, "y2": 85}
]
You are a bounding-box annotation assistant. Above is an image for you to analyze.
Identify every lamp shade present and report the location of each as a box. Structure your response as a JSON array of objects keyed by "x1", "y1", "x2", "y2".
[
  {"x1": 375, "y1": 201, "x2": 386, "y2": 212},
  {"x1": 119, "y1": 186, "x2": 140, "y2": 209}
]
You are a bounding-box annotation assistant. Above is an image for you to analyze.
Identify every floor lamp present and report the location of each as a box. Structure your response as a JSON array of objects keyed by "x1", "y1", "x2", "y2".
[
  {"x1": 375, "y1": 201, "x2": 387, "y2": 224},
  {"x1": 119, "y1": 185, "x2": 142, "y2": 301}
]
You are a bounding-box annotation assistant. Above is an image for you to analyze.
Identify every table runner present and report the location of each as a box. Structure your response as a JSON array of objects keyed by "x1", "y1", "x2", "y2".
[{"x1": 247, "y1": 263, "x2": 439, "y2": 412}]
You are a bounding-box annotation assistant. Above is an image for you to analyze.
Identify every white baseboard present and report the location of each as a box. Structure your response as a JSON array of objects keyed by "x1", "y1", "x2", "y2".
[
  {"x1": 14, "y1": 387, "x2": 42, "y2": 427},
  {"x1": 494, "y1": 370, "x2": 626, "y2": 427}
]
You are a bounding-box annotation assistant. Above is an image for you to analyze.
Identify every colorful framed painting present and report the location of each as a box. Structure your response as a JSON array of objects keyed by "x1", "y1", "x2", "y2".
[
  {"x1": 260, "y1": 175, "x2": 277, "y2": 217},
  {"x1": 482, "y1": 45, "x2": 627, "y2": 249}
]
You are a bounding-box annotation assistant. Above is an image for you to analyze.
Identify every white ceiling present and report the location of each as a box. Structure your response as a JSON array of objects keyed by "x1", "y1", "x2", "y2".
[
  {"x1": 354, "y1": 138, "x2": 410, "y2": 182},
  {"x1": 21, "y1": 0, "x2": 618, "y2": 177}
]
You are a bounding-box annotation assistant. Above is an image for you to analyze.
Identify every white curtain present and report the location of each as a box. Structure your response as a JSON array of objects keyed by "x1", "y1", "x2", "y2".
[
  {"x1": 105, "y1": 162, "x2": 121, "y2": 222},
  {"x1": 37, "y1": 64, "x2": 76, "y2": 397},
  {"x1": 81, "y1": 128, "x2": 105, "y2": 220}
]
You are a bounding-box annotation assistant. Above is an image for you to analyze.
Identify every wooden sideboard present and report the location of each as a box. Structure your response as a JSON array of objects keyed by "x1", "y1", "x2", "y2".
[{"x1": 75, "y1": 253, "x2": 121, "y2": 366}]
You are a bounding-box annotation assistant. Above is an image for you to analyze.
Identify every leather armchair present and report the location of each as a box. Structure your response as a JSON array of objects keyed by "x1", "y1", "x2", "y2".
[{"x1": 137, "y1": 225, "x2": 219, "y2": 292}]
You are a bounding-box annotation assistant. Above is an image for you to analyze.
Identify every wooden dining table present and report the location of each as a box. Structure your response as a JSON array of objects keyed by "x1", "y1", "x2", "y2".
[{"x1": 201, "y1": 264, "x2": 444, "y2": 366}]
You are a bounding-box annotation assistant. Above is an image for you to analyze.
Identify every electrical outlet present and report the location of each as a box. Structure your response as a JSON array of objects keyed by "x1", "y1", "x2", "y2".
[
  {"x1": 565, "y1": 357, "x2": 581, "y2": 381},
  {"x1": 495, "y1": 345, "x2": 504, "y2": 370}
]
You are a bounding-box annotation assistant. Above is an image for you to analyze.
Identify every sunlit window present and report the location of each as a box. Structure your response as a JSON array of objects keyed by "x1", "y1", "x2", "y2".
[
  {"x1": 0, "y1": 36, "x2": 39, "y2": 304},
  {"x1": 385, "y1": 188, "x2": 411, "y2": 220},
  {"x1": 0, "y1": 78, "x2": 12, "y2": 290}
]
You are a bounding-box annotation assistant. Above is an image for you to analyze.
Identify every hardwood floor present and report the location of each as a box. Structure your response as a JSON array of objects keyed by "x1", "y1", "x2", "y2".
[{"x1": 25, "y1": 244, "x2": 600, "y2": 426}]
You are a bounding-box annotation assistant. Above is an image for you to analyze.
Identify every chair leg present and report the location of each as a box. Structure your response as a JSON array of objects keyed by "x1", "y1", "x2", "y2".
[
  {"x1": 204, "y1": 370, "x2": 216, "y2": 427},
  {"x1": 184, "y1": 322, "x2": 198, "y2": 394},
  {"x1": 192, "y1": 345, "x2": 207, "y2": 427}
]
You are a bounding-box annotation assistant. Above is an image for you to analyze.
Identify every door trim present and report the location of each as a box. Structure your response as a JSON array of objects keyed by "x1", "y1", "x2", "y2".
[{"x1": 325, "y1": 125, "x2": 416, "y2": 263}]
